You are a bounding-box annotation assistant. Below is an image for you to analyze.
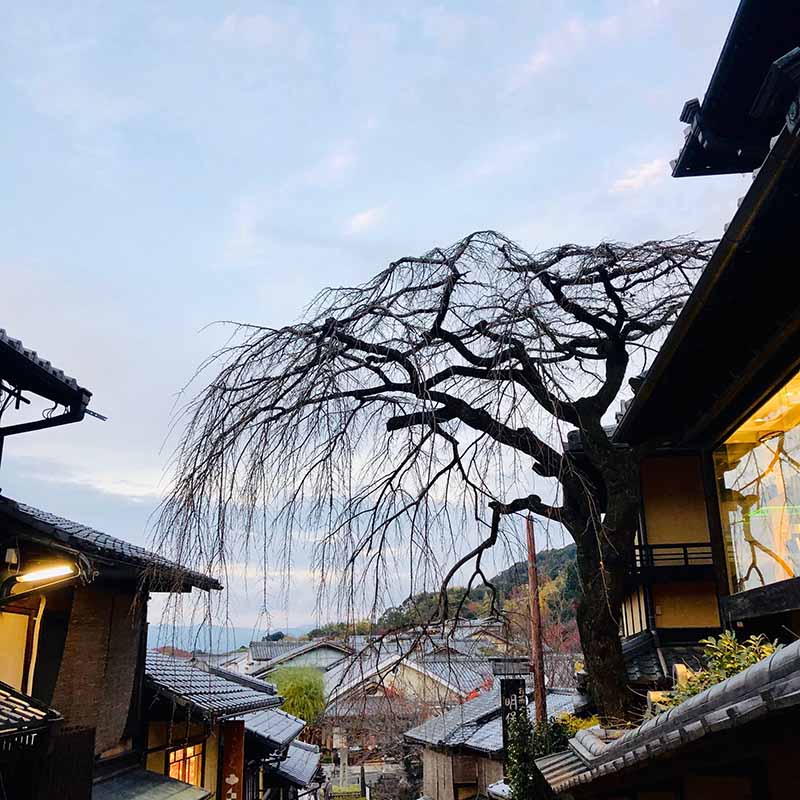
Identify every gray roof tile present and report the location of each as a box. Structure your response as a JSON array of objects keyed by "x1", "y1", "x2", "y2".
[
  {"x1": 275, "y1": 741, "x2": 321, "y2": 787},
  {"x1": 243, "y1": 708, "x2": 305, "y2": 748},
  {"x1": 0, "y1": 328, "x2": 89, "y2": 404},
  {"x1": 404, "y1": 684, "x2": 575, "y2": 754},
  {"x1": 0, "y1": 496, "x2": 221, "y2": 591},
  {"x1": 250, "y1": 639, "x2": 351, "y2": 665},
  {"x1": 146, "y1": 653, "x2": 281, "y2": 718},
  {"x1": 541, "y1": 638, "x2": 800, "y2": 794},
  {"x1": 92, "y1": 768, "x2": 211, "y2": 800},
  {"x1": 0, "y1": 680, "x2": 61, "y2": 739}
]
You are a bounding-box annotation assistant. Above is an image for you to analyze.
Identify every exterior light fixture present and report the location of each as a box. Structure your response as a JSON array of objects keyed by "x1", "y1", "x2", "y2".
[{"x1": 16, "y1": 563, "x2": 76, "y2": 583}]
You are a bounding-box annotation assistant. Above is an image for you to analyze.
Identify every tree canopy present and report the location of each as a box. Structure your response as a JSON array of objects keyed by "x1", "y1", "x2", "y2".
[
  {"x1": 158, "y1": 230, "x2": 713, "y2": 720},
  {"x1": 270, "y1": 667, "x2": 325, "y2": 723}
]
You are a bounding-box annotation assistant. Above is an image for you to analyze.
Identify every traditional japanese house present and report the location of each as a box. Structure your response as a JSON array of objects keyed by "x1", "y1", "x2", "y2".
[
  {"x1": 519, "y1": 635, "x2": 800, "y2": 799},
  {"x1": 0, "y1": 328, "x2": 227, "y2": 798},
  {"x1": 144, "y1": 653, "x2": 322, "y2": 800},
  {"x1": 500, "y1": 2, "x2": 800, "y2": 797},
  {"x1": 405, "y1": 682, "x2": 575, "y2": 800},
  {"x1": 0, "y1": 496, "x2": 220, "y2": 799},
  {"x1": 609, "y1": 0, "x2": 800, "y2": 683},
  {"x1": 320, "y1": 640, "x2": 496, "y2": 764},
  {"x1": 249, "y1": 639, "x2": 353, "y2": 678}
]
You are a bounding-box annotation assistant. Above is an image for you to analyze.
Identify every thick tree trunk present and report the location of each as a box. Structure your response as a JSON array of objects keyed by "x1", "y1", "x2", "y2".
[{"x1": 574, "y1": 532, "x2": 631, "y2": 724}]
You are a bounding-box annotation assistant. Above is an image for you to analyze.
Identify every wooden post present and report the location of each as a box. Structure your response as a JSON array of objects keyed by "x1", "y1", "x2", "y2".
[{"x1": 526, "y1": 515, "x2": 547, "y2": 724}]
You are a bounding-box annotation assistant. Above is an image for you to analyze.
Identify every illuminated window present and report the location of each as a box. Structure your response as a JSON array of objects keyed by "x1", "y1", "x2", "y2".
[
  {"x1": 714, "y1": 368, "x2": 800, "y2": 593},
  {"x1": 167, "y1": 743, "x2": 204, "y2": 787}
]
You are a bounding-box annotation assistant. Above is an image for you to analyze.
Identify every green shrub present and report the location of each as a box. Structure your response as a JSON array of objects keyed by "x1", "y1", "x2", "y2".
[
  {"x1": 270, "y1": 666, "x2": 325, "y2": 722},
  {"x1": 556, "y1": 713, "x2": 599, "y2": 738},
  {"x1": 507, "y1": 712, "x2": 589, "y2": 800},
  {"x1": 669, "y1": 630, "x2": 778, "y2": 706}
]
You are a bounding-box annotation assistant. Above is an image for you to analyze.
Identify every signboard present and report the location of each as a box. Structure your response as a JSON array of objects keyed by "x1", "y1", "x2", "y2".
[
  {"x1": 500, "y1": 678, "x2": 528, "y2": 754},
  {"x1": 221, "y1": 720, "x2": 245, "y2": 800}
]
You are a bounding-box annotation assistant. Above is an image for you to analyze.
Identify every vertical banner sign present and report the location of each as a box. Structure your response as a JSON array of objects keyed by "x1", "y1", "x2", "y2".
[
  {"x1": 500, "y1": 678, "x2": 528, "y2": 756},
  {"x1": 221, "y1": 720, "x2": 245, "y2": 800}
]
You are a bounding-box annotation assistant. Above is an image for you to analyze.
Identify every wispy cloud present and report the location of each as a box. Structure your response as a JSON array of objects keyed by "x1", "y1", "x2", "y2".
[
  {"x1": 509, "y1": 2, "x2": 667, "y2": 92},
  {"x1": 11, "y1": 454, "x2": 162, "y2": 501},
  {"x1": 216, "y1": 12, "x2": 311, "y2": 57},
  {"x1": 465, "y1": 140, "x2": 544, "y2": 180},
  {"x1": 610, "y1": 158, "x2": 667, "y2": 192},
  {"x1": 509, "y1": 15, "x2": 620, "y2": 90},
  {"x1": 345, "y1": 206, "x2": 385, "y2": 234},
  {"x1": 299, "y1": 147, "x2": 356, "y2": 186}
]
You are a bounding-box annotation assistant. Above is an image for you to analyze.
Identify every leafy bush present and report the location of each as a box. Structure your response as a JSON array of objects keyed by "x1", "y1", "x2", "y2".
[
  {"x1": 556, "y1": 713, "x2": 599, "y2": 738},
  {"x1": 271, "y1": 666, "x2": 325, "y2": 722},
  {"x1": 669, "y1": 630, "x2": 778, "y2": 706},
  {"x1": 507, "y1": 711, "x2": 596, "y2": 800}
]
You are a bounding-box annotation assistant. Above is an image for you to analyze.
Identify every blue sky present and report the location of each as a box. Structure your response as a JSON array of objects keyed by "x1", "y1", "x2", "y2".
[{"x1": 1, "y1": 0, "x2": 749, "y2": 636}]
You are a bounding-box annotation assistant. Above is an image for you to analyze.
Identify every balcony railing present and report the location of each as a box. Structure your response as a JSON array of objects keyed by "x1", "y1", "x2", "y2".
[{"x1": 632, "y1": 543, "x2": 714, "y2": 571}]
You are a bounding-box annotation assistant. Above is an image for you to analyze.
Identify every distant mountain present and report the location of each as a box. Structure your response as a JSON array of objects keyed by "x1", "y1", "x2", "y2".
[
  {"x1": 147, "y1": 623, "x2": 314, "y2": 652},
  {"x1": 489, "y1": 542, "x2": 578, "y2": 600}
]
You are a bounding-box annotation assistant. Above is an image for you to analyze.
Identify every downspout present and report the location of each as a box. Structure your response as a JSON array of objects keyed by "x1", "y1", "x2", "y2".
[{"x1": 25, "y1": 595, "x2": 46, "y2": 695}]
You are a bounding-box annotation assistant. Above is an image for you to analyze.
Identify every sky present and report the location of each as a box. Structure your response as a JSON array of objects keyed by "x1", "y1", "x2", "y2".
[{"x1": 1, "y1": 0, "x2": 751, "y2": 639}]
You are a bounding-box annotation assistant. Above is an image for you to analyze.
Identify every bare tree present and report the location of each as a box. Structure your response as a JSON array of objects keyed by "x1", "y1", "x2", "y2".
[{"x1": 157, "y1": 230, "x2": 713, "y2": 722}]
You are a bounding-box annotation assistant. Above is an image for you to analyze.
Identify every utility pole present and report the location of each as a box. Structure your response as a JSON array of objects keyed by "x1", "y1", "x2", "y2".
[{"x1": 526, "y1": 514, "x2": 547, "y2": 724}]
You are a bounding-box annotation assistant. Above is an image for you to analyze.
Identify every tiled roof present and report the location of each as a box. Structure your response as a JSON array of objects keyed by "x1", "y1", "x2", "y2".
[
  {"x1": 243, "y1": 708, "x2": 305, "y2": 748},
  {"x1": 275, "y1": 741, "x2": 322, "y2": 787},
  {"x1": 0, "y1": 328, "x2": 90, "y2": 407},
  {"x1": 0, "y1": 680, "x2": 61, "y2": 739},
  {"x1": 404, "y1": 683, "x2": 575, "y2": 754},
  {"x1": 250, "y1": 640, "x2": 305, "y2": 661},
  {"x1": 622, "y1": 631, "x2": 705, "y2": 685},
  {"x1": 415, "y1": 657, "x2": 493, "y2": 693},
  {"x1": 193, "y1": 660, "x2": 278, "y2": 694},
  {"x1": 325, "y1": 653, "x2": 492, "y2": 703},
  {"x1": 621, "y1": 631, "x2": 663, "y2": 683},
  {"x1": 538, "y1": 638, "x2": 800, "y2": 794},
  {"x1": 92, "y1": 767, "x2": 212, "y2": 800},
  {"x1": 0, "y1": 496, "x2": 221, "y2": 591},
  {"x1": 146, "y1": 653, "x2": 281, "y2": 719},
  {"x1": 250, "y1": 639, "x2": 351, "y2": 664}
]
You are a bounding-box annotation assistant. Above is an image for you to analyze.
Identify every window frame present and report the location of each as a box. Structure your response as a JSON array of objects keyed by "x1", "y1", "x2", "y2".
[{"x1": 164, "y1": 740, "x2": 206, "y2": 787}]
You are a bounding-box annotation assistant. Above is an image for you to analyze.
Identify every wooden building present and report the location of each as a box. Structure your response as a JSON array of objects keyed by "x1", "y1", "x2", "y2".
[
  {"x1": 608, "y1": 0, "x2": 800, "y2": 684},
  {"x1": 489, "y1": 2, "x2": 800, "y2": 798},
  {"x1": 405, "y1": 683, "x2": 575, "y2": 800},
  {"x1": 144, "y1": 653, "x2": 322, "y2": 800},
  {"x1": 0, "y1": 328, "x2": 222, "y2": 798},
  {"x1": 0, "y1": 497, "x2": 220, "y2": 799}
]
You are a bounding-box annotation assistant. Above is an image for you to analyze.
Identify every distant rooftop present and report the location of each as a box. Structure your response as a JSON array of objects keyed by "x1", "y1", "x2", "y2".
[
  {"x1": 404, "y1": 682, "x2": 575, "y2": 755},
  {"x1": 146, "y1": 652, "x2": 280, "y2": 719},
  {"x1": 275, "y1": 740, "x2": 322, "y2": 788}
]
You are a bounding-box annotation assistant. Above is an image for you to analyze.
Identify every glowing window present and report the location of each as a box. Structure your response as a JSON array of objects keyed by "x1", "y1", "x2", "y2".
[
  {"x1": 168, "y1": 743, "x2": 204, "y2": 787},
  {"x1": 714, "y1": 368, "x2": 800, "y2": 593}
]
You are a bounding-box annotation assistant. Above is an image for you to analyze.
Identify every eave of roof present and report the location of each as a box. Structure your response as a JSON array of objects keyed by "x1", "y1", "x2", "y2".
[
  {"x1": 274, "y1": 740, "x2": 322, "y2": 787},
  {"x1": 671, "y1": 0, "x2": 800, "y2": 177},
  {"x1": 614, "y1": 125, "x2": 800, "y2": 447},
  {"x1": 0, "y1": 495, "x2": 221, "y2": 592},
  {"x1": 0, "y1": 329, "x2": 91, "y2": 411},
  {"x1": 244, "y1": 707, "x2": 306, "y2": 749},
  {"x1": 146, "y1": 653, "x2": 282, "y2": 719},
  {"x1": 92, "y1": 768, "x2": 212, "y2": 800},
  {"x1": 538, "y1": 637, "x2": 800, "y2": 794},
  {"x1": 0, "y1": 680, "x2": 61, "y2": 739}
]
